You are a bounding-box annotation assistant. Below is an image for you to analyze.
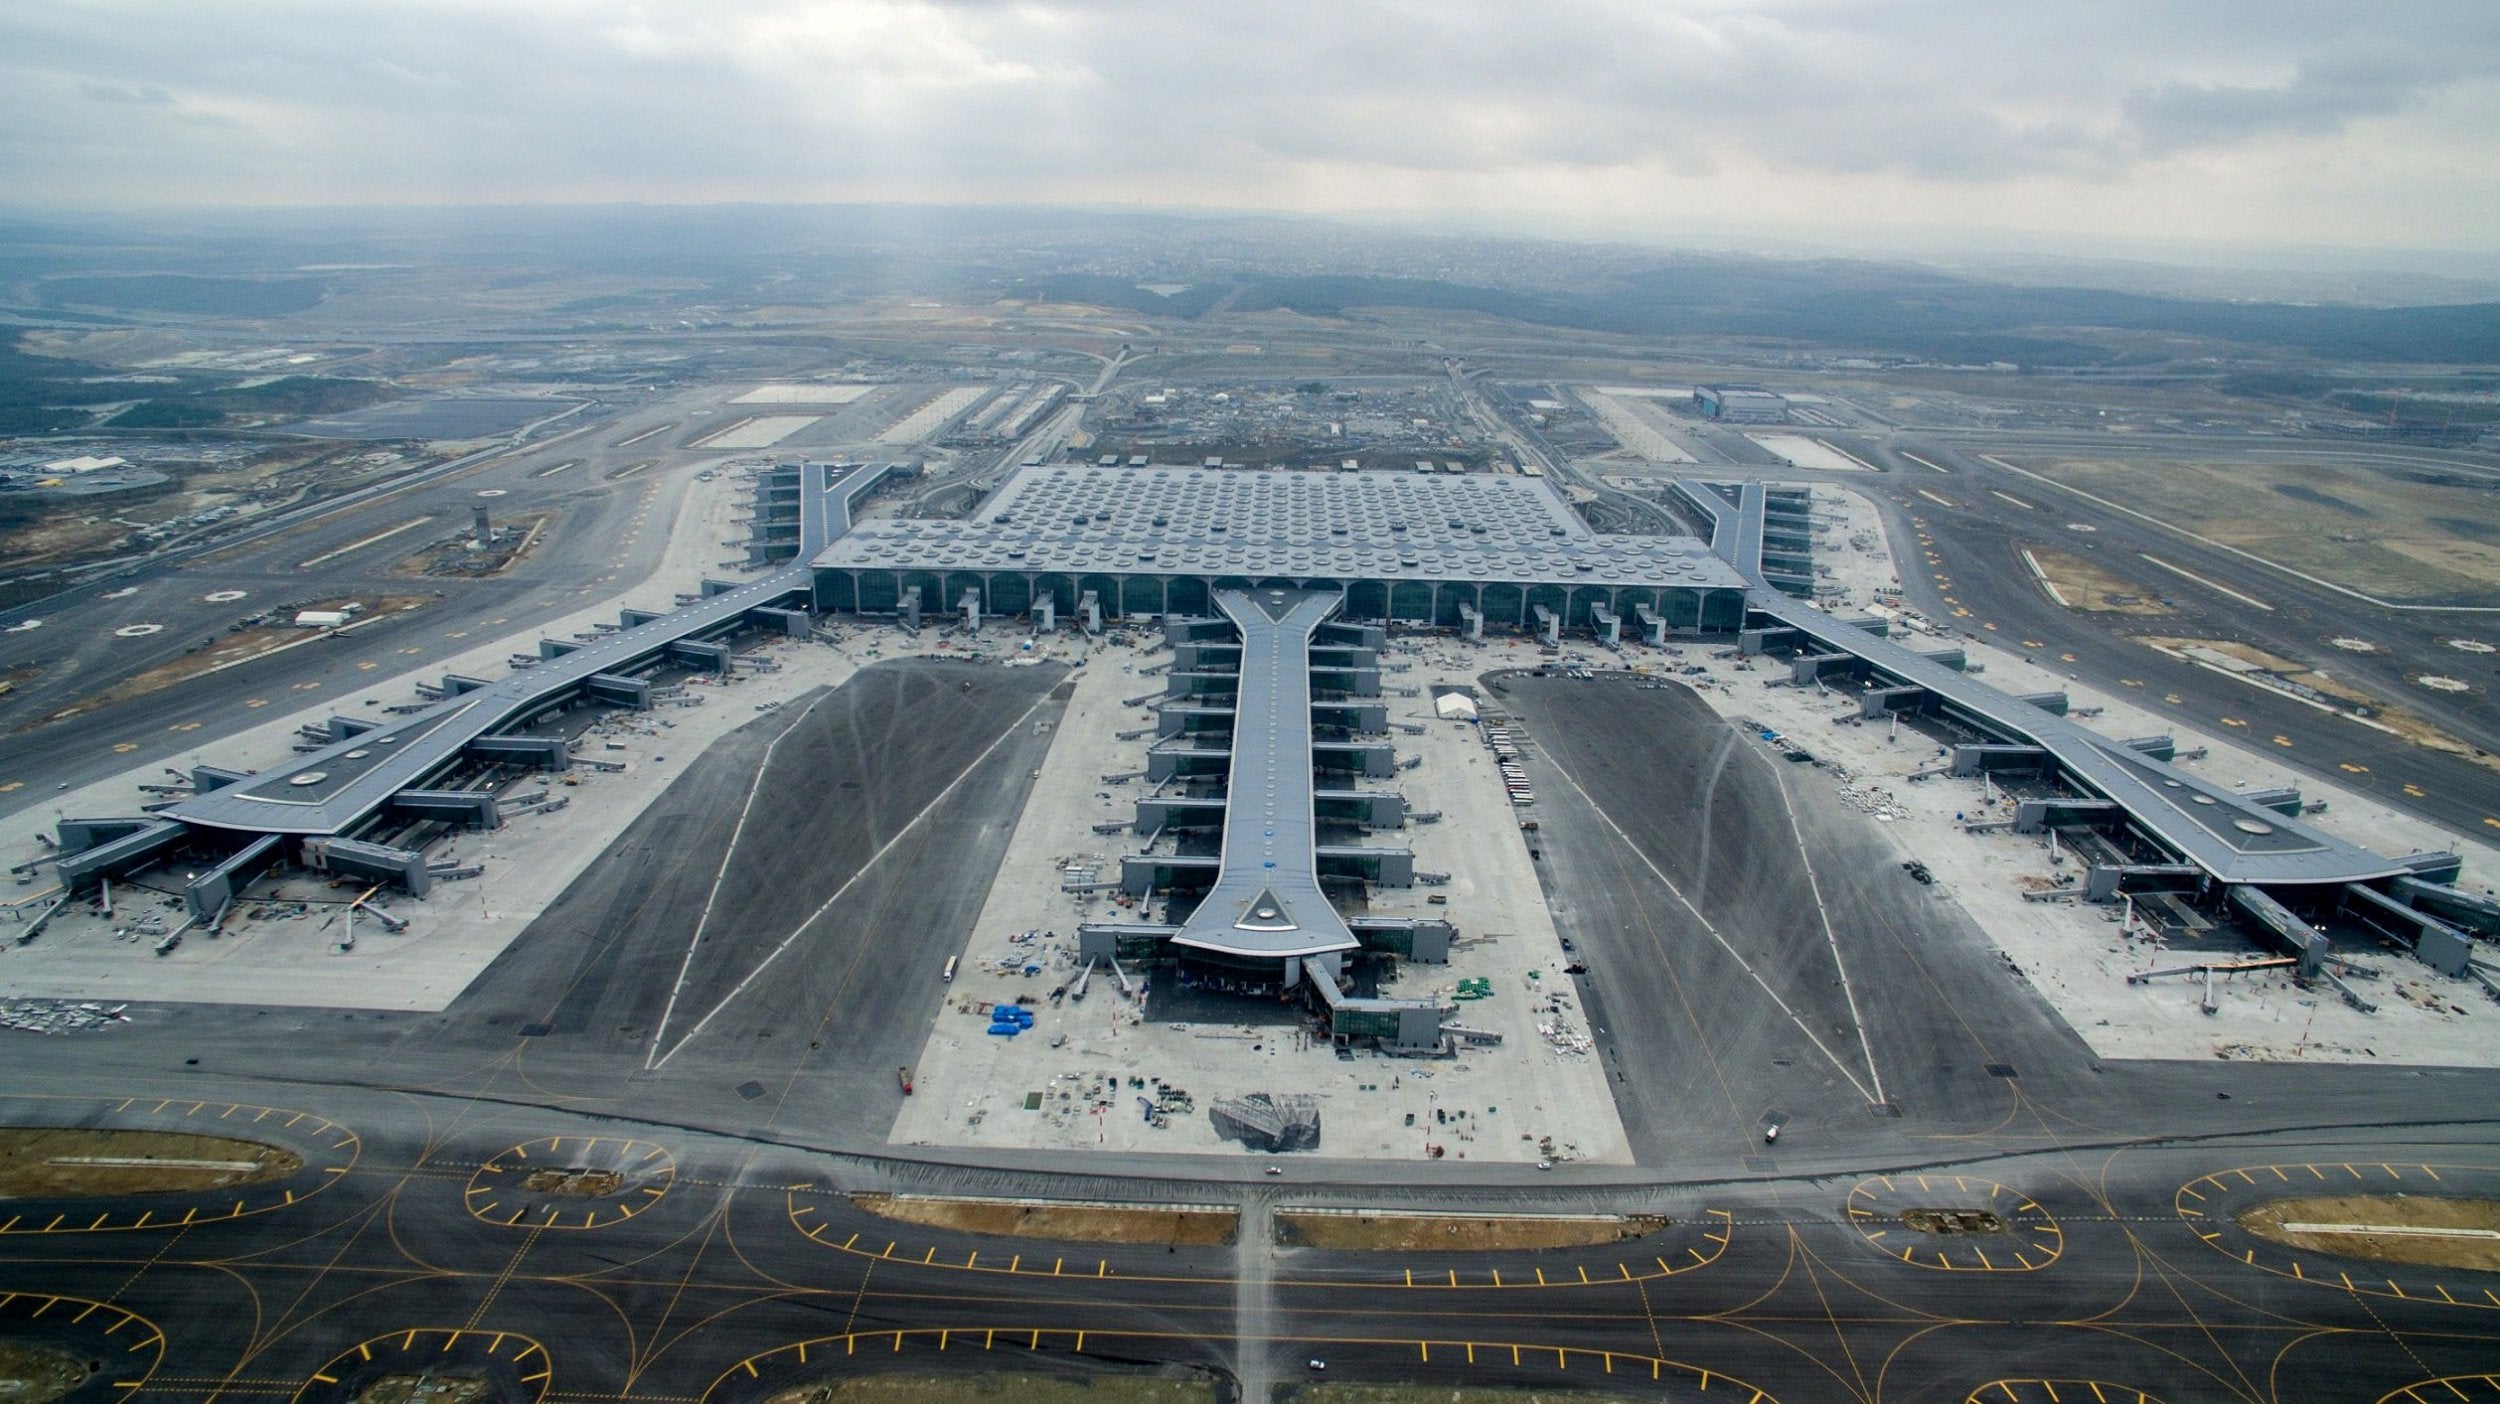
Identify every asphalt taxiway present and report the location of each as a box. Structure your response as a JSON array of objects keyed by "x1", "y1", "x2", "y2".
[
  {"x1": 1757, "y1": 433, "x2": 2500, "y2": 843},
  {"x1": 8, "y1": 388, "x2": 2500, "y2": 1398},
  {"x1": 0, "y1": 386, "x2": 754, "y2": 805},
  {"x1": 5, "y1": 1081, "x2": 2499, "y2": 1402},
  {"x1": 5, "y1": 664, "x2": 2500, "y2": 1401}
]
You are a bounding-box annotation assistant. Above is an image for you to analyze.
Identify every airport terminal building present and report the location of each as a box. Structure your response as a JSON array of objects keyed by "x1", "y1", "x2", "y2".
[
  {"x1": 807, "y1": 465, "x2": 1753, "y2": 638},
  {"x1": 39, "y1": 460, "x2": 2500, "y2": 1005}
]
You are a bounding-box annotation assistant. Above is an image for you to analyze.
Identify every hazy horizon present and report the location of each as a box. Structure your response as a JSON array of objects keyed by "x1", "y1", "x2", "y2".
[{"x1": 6, "y1": 1, "x2": 2496, "y2": 270}]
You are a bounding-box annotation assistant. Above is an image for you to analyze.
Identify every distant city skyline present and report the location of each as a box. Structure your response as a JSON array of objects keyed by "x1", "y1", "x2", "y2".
[{"x1": 4, "y1": 0, "x2": 2496, "y2": 262}]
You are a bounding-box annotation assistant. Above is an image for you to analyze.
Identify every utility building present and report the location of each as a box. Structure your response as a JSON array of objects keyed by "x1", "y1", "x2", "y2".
[{"x1": 1695, "y1": 385, "x2": 1789, "y2": 423}]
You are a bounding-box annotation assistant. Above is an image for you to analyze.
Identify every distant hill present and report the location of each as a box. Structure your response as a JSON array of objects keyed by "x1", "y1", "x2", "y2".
[
  {"x1": 1216, "y1": 261, "x2": 2500, "y2": 365},
  {"x1": 0, "y1": 343, "x2": 125, "y2": 434},
  {"x1": 0, "y1": 340, "x2": 391, "y2": 435},
  {"x1": 38, "y1": 274, "x2": 326, "y2": 317}
]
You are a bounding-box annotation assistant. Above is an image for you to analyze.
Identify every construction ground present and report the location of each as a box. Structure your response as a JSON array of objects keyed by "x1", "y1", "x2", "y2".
[{"x1": 888, "y1": 628, "x2": 1633, "y2": 1166}]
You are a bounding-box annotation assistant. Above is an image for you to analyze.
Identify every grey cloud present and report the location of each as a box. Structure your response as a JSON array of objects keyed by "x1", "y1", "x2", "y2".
[
  {"x1": 2123, "y1": 51, "x2": 2456, "y2": 155},
  {"x1": 0, "y1": 0, "x2": 2493, "y2": 222},
  {"x1": 79, "y1": 80, "x2": 173, "y2": 105}
]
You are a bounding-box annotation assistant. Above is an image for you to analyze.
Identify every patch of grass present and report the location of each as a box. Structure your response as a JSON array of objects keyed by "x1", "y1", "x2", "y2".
[
  {"x1": 1290, "y1": 1379, "x2": 1660, "y2": 1389},
  {"x1": 2014, "y1": 455, "x2": 2500, "y2": 605},
  {"x1": 1276, "y1": 1212, "x2": 1666, "y2": 1252},
  {"x1": 2020, "y1": 545, "x2": 2172, "y2": 615},
  {"x1": 769, "y1": 1372, "x2": 1219, "y2": 1404},
  {"x1": 0, "y1": 1342, "x2": 90, "y2": 1404},
  {"x1": 849, "y1": 1194, "x2": 1237, "y2": 1247},
  {"x1": 2238, "y1": 1195, "x2": 2500, "y2": 1272},
  {"x1": 0, "y1": 1127, "x2": 302, "y2": 1197},
  {"x1": 356, "y1": 1375, "x2": 493, "y2": 1404}
]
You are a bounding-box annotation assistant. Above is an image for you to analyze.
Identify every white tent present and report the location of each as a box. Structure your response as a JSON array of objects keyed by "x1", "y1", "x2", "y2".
[{"x1": 1433, "y1": 692, "x2": 1479, "y2": 721}]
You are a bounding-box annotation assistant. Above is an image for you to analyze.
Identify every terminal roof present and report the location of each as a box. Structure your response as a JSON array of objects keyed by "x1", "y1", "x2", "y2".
[
  {"x1": 812, "y1": 465, "x2": 1747, "y2": 590},
  {"x1": 1170, "y1": 589, "x2": 1362, "y2": 962},
  {"x1": 166, "y1": 462, "x2": 889, "y2": 836}
]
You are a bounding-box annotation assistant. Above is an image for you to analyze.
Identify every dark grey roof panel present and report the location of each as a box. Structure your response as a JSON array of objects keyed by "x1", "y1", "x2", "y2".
[
  {"x1": 812, "y1": 465, "x2": 1748, "y2": 590},
  {"x1": 1170, "y1": 589, "x2": 1362, "y2": 961}
]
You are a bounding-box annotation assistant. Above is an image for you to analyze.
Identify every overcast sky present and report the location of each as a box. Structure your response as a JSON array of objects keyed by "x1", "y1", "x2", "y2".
[{"x1": 6, "y1": 0, "x2": 2497, "y2": 260}]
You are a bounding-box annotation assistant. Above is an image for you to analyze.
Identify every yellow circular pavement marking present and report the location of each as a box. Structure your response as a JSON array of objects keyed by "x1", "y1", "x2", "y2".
[
  {"x1": 0, "y1": 1292, "x2": 164, "y2": 1393},
  {"x1": 1969, "y1": 1383, "x2": 2164, "y2": 1404},
  {"x1": 296, "y1": 1328, "x2": 550, "y2": 1404},
  {"x1": 1845, "y1": 1174, "x2": 2062, "y2": 1271},
  {"x1": 2381, "y1": 1376, "x2": 2500, "y2": 1403},
  {"x1": 2175, "y1": 1160, "x2": 2500, "y2": 1308},
  {"x1": 0, "y1": 1096, "x2": 359, "y2": 1234},
  {"x1": 464, "y1": 1135, "x2": 676, "y2": 1230},
  {"x1": 704, "y1": 1328, "x2": 1777, "y2": 1404},
  {"x1": 785, "y1": 1189, "x2": 1734, "y2": 1290}
]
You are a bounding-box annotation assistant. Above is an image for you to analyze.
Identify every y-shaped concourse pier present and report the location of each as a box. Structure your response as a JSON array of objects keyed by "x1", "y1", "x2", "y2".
[{"x1": 1169, "y1": 589, "x2": 1364, "y2": 969}]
